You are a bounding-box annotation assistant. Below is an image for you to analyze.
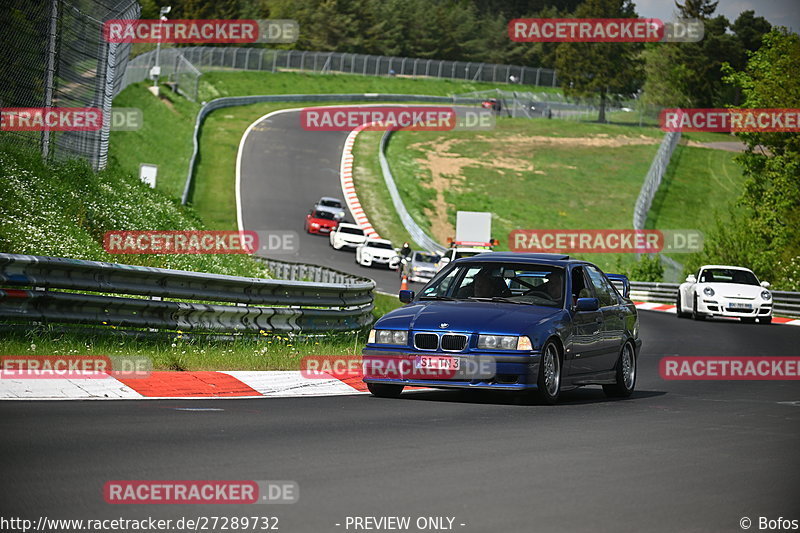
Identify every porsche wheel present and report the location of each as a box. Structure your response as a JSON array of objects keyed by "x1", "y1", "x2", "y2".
[
  {"x1": 676, "y1": 293, "x2": 690, "y2": 318},
  {"x1": 692, "y1": 294, "x2": 705, "y2": 321}
]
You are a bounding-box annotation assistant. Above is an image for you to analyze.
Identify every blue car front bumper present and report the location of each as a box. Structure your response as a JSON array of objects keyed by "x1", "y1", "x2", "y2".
[{"x1": 361, "y1": 349, "x2": 542, "y2": 391}]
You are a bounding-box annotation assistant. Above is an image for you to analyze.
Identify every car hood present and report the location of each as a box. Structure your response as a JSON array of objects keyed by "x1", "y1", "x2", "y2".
[
  {"x1": 364, "y1": 248, "x2": 397, "y2": 257},
  {"x1": 700, "y1": 282, "x2": 765, "y2": 298},
  {"x1": 376, "y1": 300, "x2": 563, "y2": 335}
]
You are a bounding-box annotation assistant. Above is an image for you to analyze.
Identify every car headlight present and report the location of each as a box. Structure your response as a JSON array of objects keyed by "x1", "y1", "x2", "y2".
[
  {"x1": 761, "y1": 290, "x2": 772, "y2": 300},
  {"x1": 370, "y1": 329, "x2": 407, "y2": 345},
  {"x1": 311, "y1": 222, "x2": 320, "y2": 228},
  {"x1": 703, "y1": 287, "x2": 715, "y2": 297},
  {"x1": 477, "y1": 335, "x2": 532, "y2": 350},
  {"x1": 338, "y1": 211, "x2": 345, "y2": 218}
]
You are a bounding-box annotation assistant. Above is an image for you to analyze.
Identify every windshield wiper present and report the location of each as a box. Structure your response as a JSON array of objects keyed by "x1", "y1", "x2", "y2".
[
  {"x1": 467, "y1": 297, "x2": 532, "y2": 305},
  {"x1": 419, "y1": 295, "x2": 455, "y2": 301}
]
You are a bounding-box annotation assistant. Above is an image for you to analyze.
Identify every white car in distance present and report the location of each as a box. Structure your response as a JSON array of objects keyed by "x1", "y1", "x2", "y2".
[
  {"x1": 329, "y1": 223, "x2": 367, "y2": 250},
  {"x1": 676, "y1": 264, "x2": 773, "y2": 323},
  {"x1": 356, "y1": 239, "x2": 400, "y2": 269}
]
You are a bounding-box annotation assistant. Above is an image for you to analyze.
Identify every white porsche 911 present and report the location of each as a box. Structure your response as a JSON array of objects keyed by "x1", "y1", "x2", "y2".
[
  {"x1": 676, "y1": 265, "x2": 773, "y2": 324},
  {"x1": 355, "y1": 239, "x2": 400, "y2": 269}
]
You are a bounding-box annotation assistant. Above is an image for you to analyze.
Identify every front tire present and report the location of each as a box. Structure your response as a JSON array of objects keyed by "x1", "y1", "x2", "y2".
[
  {"x1": 603, "y1": 342, "x2": 636, "y2": 398},
  {"x1": 367, "y1": 383, "x2": 404, "y2": 398},
  {"x1": 676, "y1": 293, "x2": 690, "y2": 318},
  {"x1": 535, "y1": 340, "x2": 562, "y2": 405},
  {"x1": 692, "y1": 294, "x2": 705, "y2": 321},
  {"x1": 741, "y1": 317, "x2": 757, "y2": 323},
  {"x1": 759, "y1": 316, "x2": 772, "y2": 324}
]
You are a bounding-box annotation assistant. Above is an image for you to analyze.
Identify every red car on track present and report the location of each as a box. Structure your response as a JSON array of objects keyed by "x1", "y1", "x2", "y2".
[{"x1": 305, "y1": 208, "x2": 339, "y2": 235}]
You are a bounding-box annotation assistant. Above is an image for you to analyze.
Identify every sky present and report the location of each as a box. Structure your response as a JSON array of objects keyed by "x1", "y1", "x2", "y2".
[{"x1": 634, "y1": 0, "x2": 800, "y2": 33}]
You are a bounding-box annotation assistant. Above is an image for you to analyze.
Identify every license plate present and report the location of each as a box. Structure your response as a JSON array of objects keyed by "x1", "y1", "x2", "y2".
[
  {"x1": 729, "y1": 302, "x2": 752, "y2": 309},
  {"x1": 414, "y1": 356, "x2": 460, "y2": 370}
]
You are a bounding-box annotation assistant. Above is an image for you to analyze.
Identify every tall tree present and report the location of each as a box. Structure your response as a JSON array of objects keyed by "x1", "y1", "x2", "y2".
[
  {"x1": 687, "y1": 29, "x2": 800, "y2": 288},
  {"x1": 674, "y1": 0, "x2": 718, "y2": 19},
  {"x1": 554, "y1": 0, "x2": 644, "y2": 122}
]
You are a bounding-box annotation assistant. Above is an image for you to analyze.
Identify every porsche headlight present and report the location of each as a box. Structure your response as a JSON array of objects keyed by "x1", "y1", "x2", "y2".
[
  {"x1": 372, "y1": 329, "x2": 408, "y2": 346},
  {"x1": 478, "y1": 335, "x2": 532, "y2": 350},
  {"x1": 761, "y1": 290, "x2": 772, "y2": 300},
  {"x1": 703, "y1": 287, "x2": 715, "y2": 297}
]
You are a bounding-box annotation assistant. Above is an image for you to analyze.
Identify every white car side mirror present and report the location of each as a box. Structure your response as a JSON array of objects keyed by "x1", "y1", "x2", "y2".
[
  {"x1": 760, "y1": 281, "x2": 771, "y2": 288},
  {"x1": 686, "y1": 275, "x2": 696, "y2": 283}
]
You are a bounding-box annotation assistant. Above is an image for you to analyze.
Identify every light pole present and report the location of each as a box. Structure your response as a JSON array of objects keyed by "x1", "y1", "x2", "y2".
[{"x1": 151, "y1": 6, "x2": 171, "y2": 91}]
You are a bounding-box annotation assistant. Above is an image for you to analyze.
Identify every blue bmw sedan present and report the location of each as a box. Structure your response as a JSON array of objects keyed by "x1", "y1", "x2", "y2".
[{"x1": 362, "y1": 252, "x2": 642, "y2": 404}]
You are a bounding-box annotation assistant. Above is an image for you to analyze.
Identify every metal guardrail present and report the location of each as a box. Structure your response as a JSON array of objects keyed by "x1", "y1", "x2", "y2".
[
  {"x1": 181, "y1": 93, "x2": 483, "y2": 204},
  {"x1": 379, "y1": 129, "x2": 447, "y2": 255},
  {"x1": 628, "y1": 281, "x2": 800, "y2": 318},
  {"x1": 633, "y1": 130, "x2": 682, "y2": 230},
  {"x1": 0, "y1": 253, "x2": 375, "y2": 333}
]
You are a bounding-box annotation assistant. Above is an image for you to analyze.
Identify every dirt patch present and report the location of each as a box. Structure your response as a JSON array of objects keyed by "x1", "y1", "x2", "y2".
[
  {"x1": 405, "y1": 133, "x2": 658, "y2": 242},
  {"x1": 490, "y1": 133, "x2": 660, "y2": 148}
]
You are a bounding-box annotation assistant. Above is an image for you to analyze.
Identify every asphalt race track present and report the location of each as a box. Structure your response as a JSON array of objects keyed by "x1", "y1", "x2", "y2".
[
  {"x1": 2, "y1": 308, "x2": 800, "y2": 532},
  {"x1": 1, "y1": 110, "x2": 798, "y2": 533},
  {"x1": 237, "y1": 108, "x2": 423, "y2": 294}
]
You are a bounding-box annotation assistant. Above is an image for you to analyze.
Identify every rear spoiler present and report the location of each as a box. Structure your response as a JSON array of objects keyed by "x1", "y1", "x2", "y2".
[{"x1": 606, "y1": 273, "x2": 630, "y2": 299}]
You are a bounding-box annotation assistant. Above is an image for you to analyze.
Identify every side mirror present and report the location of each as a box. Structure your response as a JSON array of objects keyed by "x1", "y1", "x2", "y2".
[
  {"x1": 575, "y1": 297, "x2": 600, "y2": 312},
  {"x1": 399, "y1": 290, "x2": 415, "y2": 303},
  {"x1": 685, "y1": 275, "x2": 697, "y2": 283},
  {"x1": 760, "y1": 281, "x2": 770, "y2": 288}
]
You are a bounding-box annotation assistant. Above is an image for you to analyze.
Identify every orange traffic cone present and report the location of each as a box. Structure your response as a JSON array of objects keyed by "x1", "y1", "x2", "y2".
[{"x1": 400, "y1": 274, "x2": 409, "y2": 291}]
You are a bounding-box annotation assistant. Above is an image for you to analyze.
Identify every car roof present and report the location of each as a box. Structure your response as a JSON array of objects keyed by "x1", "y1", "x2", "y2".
[
  {"x1": 456, "y1": 252, "x2": 574, "y2": 266},
  {"x1": 337, "y1": 222, "x2": 362, "y2": 230},
  {"x1": 699, "y1": 264, "x2": 754, "y2": 272},
  {"x1": 365, "y1": 238, "x2": 393, "y2": 245},
  {"x1": 314, "y1": 205, "x2": 343, "y2": 214},
  {"x1": 317, "y1": 196, "x2": 343, "y2": 203}
]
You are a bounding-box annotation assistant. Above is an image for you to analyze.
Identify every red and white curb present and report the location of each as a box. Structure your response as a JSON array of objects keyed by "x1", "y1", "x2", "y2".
[
  {"x1": 0, "y1": 371, "x2": 369, "y2": 400},
  {"x1": 634, "y1": 301, "x2": 800, "y2": 325},
  {"x1": 339, "y1": 122, "x2": 381, "y2": 239}
]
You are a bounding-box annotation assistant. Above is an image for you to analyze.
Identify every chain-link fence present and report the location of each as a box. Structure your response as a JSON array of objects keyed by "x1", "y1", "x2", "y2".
[
  {"x1": 460, "y1": 89, "x2": 662, "y2": 126},
  {"x1": 120, "y1": 46, "x2": 559, "y2": 102},
  {"x1": 0, "y1": 0, "x2": 140, "y2": 169}
]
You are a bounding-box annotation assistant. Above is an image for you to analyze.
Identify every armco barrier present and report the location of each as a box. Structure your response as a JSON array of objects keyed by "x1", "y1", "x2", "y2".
[
  {"x1": 629, "y1": 281, "x2": 800, "y2": 318},
  {"x1": 379, "y1": 129, "x2": 448, "y2": 255},
  {"x1": 0, "y1": 253, "x2": 375, "y2": 333},
  {"x1": 182, "y1": 93, "x2": 483, "y2": 205}
]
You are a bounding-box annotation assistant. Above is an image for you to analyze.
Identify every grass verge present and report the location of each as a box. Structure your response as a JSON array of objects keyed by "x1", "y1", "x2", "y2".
[{"x1": 198, "y1": 70, "x2": 559, "y2": 102}]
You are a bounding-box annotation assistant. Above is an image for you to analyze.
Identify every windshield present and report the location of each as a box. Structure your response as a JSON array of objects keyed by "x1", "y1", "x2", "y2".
[
  {"x1": 339, "y1": 226, "x2": 364, "y2": 235},
  {"x1": 367, "y1": 241, "x2": 394, "y2": 250},
  {"x1": 319, "y1": 199, "x2": 342, "y2": 208},
  {"x1": 313, "y1": 210, "x2": 336, "y2": 220},
  {"x1": 700, "y1": 268, "x2": 759, "y2": 286},
  {"x1": 454, "y1": 251, "x2": 481, "y2": 260},
  {"x1": 420, "y1": 262, "x2": 565, "y2": 307},
  {"x1": 414, "y1": 253, "x2": 440, "y2": 264}
]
